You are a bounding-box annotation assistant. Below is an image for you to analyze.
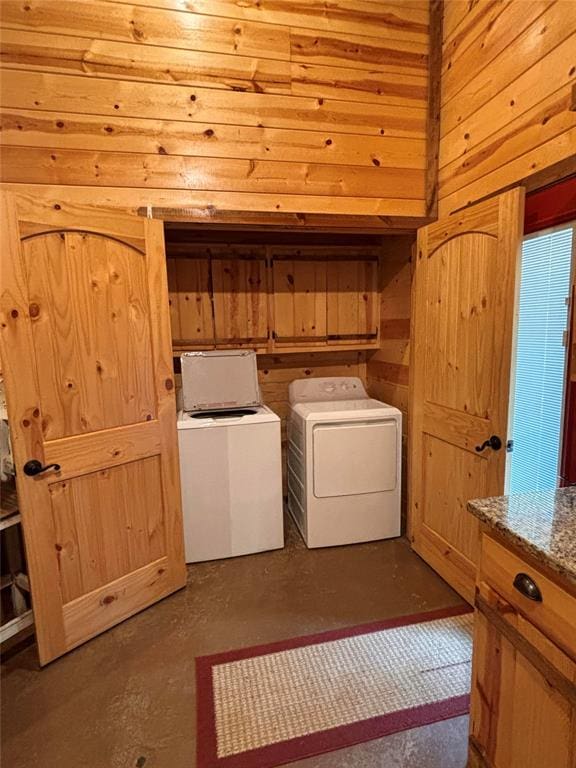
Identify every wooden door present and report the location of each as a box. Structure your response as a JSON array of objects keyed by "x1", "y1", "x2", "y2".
[
  {"x1": 409, "y1": 188, "x2": 524, "y2": 603},
  {"x1": 211, "y1": 258, "x2": 268, "y2": 347},
  {"x1": 272, "y1": 259, "x2": 327, "y2": 346},
  {"x1": 0, "y1": 194, "x2": 186, "y2": 665},
  {"x1": 326, "y1": 259, "x2": 378, "y2": 342}
]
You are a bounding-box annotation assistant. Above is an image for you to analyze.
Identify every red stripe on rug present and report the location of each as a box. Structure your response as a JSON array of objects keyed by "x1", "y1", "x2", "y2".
[{"x1": 196, "y1": 604, "x2": 472, "y2": 768}]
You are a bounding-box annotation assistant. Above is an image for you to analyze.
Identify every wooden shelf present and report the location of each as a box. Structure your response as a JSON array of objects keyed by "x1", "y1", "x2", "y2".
[
  {"x1": 0, "y1": 610, "x2": 34, "y2": 644},
  {"x1": 173, "y1": 342, "x2": 380, "y2": 356},
  {"x1": 0, "y1": 479, "x2": 18, "y2": 520},
  {"x1": 0, "y1": 513, "x2": 21, "y2": 532}
]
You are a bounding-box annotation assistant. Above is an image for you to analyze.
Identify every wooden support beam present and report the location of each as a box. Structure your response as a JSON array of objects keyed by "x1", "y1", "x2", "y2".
[{"x1": 425, "y1": 0, "x2": 443, "y2": 219}]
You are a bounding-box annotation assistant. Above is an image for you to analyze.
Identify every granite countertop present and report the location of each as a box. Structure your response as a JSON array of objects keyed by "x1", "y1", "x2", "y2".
[{"x1": 467, "y1": 487, "x2": 576, "y2": 588}]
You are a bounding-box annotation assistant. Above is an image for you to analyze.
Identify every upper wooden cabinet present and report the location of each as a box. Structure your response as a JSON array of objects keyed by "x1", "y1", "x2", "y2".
[
  {"x1": 212, "y1": 258, "x2": 269, "y2": 347},
  {"x1": 327, "y1": 260, "x2": 379, "y2": 342},
  {"x1": 167, "y1": 250, "x2": 381, "y2": 353},
  {"x1": 272, "y1": 259, "x2": 328, "y2": 346},
  {"x1": 167, "y1": 257, "x2": 214, "y2": 347}
]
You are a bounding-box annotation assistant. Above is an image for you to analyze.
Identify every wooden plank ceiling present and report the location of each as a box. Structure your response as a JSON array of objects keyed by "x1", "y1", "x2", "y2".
[{"x1": 0, "y1": 0, "x2": 431, "y2": 218}]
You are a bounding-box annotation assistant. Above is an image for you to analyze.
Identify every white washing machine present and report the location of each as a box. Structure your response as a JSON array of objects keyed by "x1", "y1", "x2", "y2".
[
  {"x1": 177, "y1": 351, "x2": 283, "y2": 563},
  {"x1": 287, "y1": 377, "x2": 401, "y2": 548}
]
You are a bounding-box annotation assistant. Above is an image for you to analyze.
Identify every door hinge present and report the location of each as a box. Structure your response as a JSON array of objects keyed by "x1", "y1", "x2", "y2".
[{"x1": 506, "y1": 439, "x2": 514, "y2": 453}]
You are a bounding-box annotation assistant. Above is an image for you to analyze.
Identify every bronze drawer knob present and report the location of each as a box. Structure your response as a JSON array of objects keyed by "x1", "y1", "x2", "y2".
[{"x1": 513, "y1": 572, "x2": 543, "y2": 602}]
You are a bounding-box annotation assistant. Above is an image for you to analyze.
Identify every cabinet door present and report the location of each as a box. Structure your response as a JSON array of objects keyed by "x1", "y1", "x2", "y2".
[
  {"x1": 167, "y1": 257, "x2": 214, "y2": 347},
  {"x1": 470, "y1": 589, "x2": 576, "y2": 768},
  {"x1": 211, "y1": 258, "x2": 268, "y2": 347},
  {"x1": 327, "y1": 259, "x2": 378, "y2": 342},
  {"x1": 0, "y1": 193, "x2": 186, "y2": 664},
  {"x1": 272, "y1": 259, "x2": 327, "y2": 345}
]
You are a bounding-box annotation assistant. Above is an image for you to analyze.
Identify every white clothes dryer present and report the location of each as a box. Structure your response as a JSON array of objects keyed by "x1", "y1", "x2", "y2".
[{"x1": 287, "y1": 377, "x2": 401, "y2": 548}]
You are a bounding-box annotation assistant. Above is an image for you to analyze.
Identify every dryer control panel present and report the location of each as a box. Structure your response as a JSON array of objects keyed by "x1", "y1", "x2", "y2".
[{"x1": 288, "y1": 377, "x2": 368, "y2": 404}]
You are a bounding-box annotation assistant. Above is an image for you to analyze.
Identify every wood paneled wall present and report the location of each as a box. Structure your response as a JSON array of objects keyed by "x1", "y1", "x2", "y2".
[
  {"x1": 366, "y1": 236, "x2": 413, "y2": 433},
  {"x1": 365, "y1": 235, "x2": 413, "y2": 523},
  {"x1": 439, "y1": 0, "x2": 576, "y2": 216},
  {"x1": 0, "y1": 0, "x2": 430, "y2": 217}
]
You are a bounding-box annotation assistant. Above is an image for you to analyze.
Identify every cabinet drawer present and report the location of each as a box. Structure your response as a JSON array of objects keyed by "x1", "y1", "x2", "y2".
[{"x1": 480, "y1": 534, "x2": 576, "y2": 660}]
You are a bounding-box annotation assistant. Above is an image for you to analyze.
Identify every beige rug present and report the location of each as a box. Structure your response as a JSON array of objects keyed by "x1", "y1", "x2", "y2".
[{"x1": 197, "y1": 605, "x2": 473, "y2": 768}]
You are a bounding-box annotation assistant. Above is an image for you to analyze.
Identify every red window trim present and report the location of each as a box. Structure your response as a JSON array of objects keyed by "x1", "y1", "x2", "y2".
[{"x1": 524, "y1": 175, "x2": 576, "y2": 235}]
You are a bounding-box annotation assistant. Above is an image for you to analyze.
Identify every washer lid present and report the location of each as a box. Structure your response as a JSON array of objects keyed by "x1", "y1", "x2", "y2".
[
  {"x1": 289, "y1": 376, "x2": 367, "y2": 404},
  {"x1": 180, "y1": 350, "x2": 261, "y2": 411},
  {"x1": 177, "y1": 404, "x2": 279, "y2": 428}
]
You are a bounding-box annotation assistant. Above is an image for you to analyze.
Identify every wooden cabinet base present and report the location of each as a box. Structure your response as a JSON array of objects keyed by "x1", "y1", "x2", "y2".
[
  {"x1": 468, "y1": 534, "x2": 576, "y2": 768},
  {"x1": 467, "y1": 739, "x2": 491, "y2": 768}
]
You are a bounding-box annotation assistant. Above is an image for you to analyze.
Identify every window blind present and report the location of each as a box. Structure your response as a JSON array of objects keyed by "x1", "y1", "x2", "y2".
[{"x1": 507, "y1": 226, "x2": 573, "y2": 494}]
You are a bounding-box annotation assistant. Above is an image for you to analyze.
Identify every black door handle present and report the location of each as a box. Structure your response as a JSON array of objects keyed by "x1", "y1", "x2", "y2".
[
  {"x1": 513, "y1": 572, "x2": 543, "y2": 602},
  {"x1": 23, "y1": 459, "x2": 61, "y2": 477},
  {"x1": 475, "y1": 435, "x2": 502, "y2": 452}
]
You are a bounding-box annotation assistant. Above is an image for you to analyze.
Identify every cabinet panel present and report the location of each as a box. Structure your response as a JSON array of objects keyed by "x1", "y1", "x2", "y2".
[
  {"x1": 168, "y1": 258, "x2": 214, "y2": 346},
  {"x1": 23, "y1": 232, "x2": 157, "y2": 439},
  {"x1": 471, "y1": 608, "x2": 575, "y2": 768},
  {"x1": 211, "y1": 258, "x2": 268, "y2": 346},
  {"x1": 272, "y1": 259, "x2": 327, "y2": 345},
  {"x1": 327, "y1": 259, "x2": 378, "y2": 340}
]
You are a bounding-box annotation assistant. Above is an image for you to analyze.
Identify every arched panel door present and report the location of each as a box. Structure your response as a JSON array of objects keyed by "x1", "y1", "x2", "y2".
[
  {"x1": 409, "y1": 188, "x2": 524, "y2": 602},
  {"x1": 0, "y1": 194, "x2": 186, "y2": 664}
]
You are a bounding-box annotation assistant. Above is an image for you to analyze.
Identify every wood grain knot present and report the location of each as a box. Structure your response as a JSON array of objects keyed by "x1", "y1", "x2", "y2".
[
  {"x1": 10, "y1": 309, "x2": 19, "y2": 319},
  {"x1": 29, "y1": 303, "x2": 40, "y2": 318},
  {"x1": 102, "y1": 595, "x2": 116, "y2": 605},
  {"x1": 165, "y1": 378, "x2": 174, "y2": 391}
]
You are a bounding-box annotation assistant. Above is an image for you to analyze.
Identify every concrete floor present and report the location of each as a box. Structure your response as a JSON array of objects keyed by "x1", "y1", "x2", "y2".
[{"x1": 1, "y1": 516, "x2": 469, "y2": 768}]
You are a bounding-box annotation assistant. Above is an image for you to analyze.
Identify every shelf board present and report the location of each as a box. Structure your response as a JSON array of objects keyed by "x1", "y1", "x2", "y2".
[
  {"x1": 172, "y1": 342, "x2": 380, "y2": 356},
  {"x1": 0, "y1": 513, "x2": 21, "y2": 532},
  {"x1": 0, "y1": 479, "x2": 18, "y2": 520},
  {"x1": 0, "y1": 610, "x2": 34, "y2": 644}
]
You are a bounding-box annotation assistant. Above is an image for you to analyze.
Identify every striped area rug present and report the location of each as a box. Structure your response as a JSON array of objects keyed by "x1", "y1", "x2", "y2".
[{"x1": 196, "y1": 605, "x2": 473, "y2": 768}]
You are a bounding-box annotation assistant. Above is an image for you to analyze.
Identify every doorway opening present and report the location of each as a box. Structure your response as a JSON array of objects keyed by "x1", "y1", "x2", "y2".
[{"x1": 506, "y1": 221, "x2": 575, "y2": 494}]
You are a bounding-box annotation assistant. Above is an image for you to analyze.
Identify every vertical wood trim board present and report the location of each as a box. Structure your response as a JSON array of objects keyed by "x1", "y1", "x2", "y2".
[{"x1": 425, "y1": 0, "x2": 444, "y2": 218}]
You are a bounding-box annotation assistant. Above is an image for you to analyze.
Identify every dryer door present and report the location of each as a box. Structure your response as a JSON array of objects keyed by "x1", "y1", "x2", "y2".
[{"x1": 313, "y1": 420, "x2": 398, "y2": 498}]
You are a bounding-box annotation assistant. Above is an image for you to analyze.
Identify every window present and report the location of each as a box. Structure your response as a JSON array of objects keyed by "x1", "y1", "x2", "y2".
[{"x1": 506, "y1": 224, "x2": 574, "y2": 494}]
